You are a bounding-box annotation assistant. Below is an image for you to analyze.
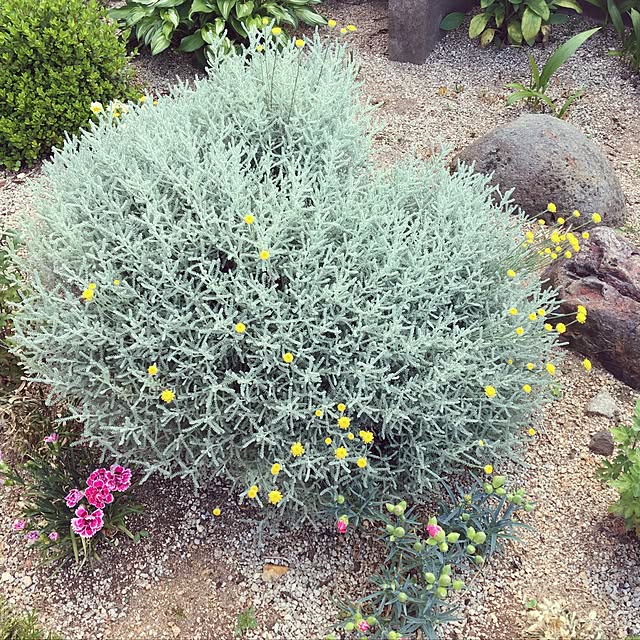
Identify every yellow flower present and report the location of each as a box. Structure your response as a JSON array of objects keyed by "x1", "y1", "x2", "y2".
[
  {"x1": 256, "y1": 44, "x2": 264, "y2": 52},
  {"x1": 259, "y1": 249, "x2": 270, "y2": 260},
  {"x1": 522, "y1": 384, "x2": 532, "y2": 394},
  {"x1": 262, "y1": 16, "x2": 270, "y2": 25},
  {"x1": 528, "y1": 312, "x2": 537, "y2": 321},
  {"x1": 235, "y1": 322, "x2": 246, "y2": 334},
  {"x1": 271, "y1": 463, "x2": 281, "y2": 475},
  {"x1": 592, "y1": 213, "x2": 602, "y2": 223},
  {"x1": 161, "y1": 389, "x2": 175, "y2": 403},
  {"x1": 525, "y1": 231, "x2": 534, "y2": 243},
  {"x1": 526, "y1": 363, "x2": 534, "y2": 370},
  {"x1": 478, "y1": 439, "x2": 485, "y2": 447},
  {"x1": 556, "y1": 323, "x2": 566, "y2": 334},
  {"x1": 576, "y1": 312, "x2": 587, "y2": 324},
  {"x1": 294, "y1": 38, "x2": 305, "y2": 48},
  {"x1": 359, "y1": 430, "x2": 374, "y2": 444},
  {"x1": 346, "y1": 24, "x2": 357, "y2": 31},
  {"x1": 507, "y1": 269, "x2": 516, "y2": 278},
  {"x1": 582, "y1": 231, "x2": 590, "y2": 240},
  {"x1": 138, "y1": 96, "x2": 146, "y2": 104},
  {"x1": 147, "y1": 364, "x2": 158, "y2": 376},
  {"x1": 335, "y1": 447, "x2": 347, "y2": 460},
  {"x1": 283, "y1": 352, "x2": 294, "y2": 364},
  {"x1": 508, "y1": 307, "x2": 518, "y2": 315},
  {"x1": 315, "y1": 409, "x2": 323, "y2": 417},
  {"x1": 544, "y1": 248, "x2": 552, "y2": 254},
  {"x1": 484, "y1": 464, "x2": 493, "y2": 474},
  {"x1": 507, "y1": 359, "x2": 513, "y2": 365},
  {"x1": 324, "y1": 437, "x2": 332, "y2": 445},
  {"x1": 356, "y1": 457, "x2": 367, "y2": 468},
  {"x1": 327, "y1": 18, "x2": 337, "y2": 27},
  {"x1": 547, "y1": 203, "x2": 557, "y2": 213},
  {"x1": 340, "y1": 27, "x2": 347, "y2": 34},
  {"x1": 243, "y1": 214, "x2": 255, "y2": 224},
  {"x1": 545, "y1": 363, "x2": 556, "y2": 375},
  {"x1": 271, "y1": 26, "x2": 282, "y2": 36},
  {"x1": 551, "y1": 230, "x2": 561, "y2": 244},
  {"x1": 113, "y1": 279, "x2": 121, "y2": 286},
  {"x1": 527, "y1": 427, "x2": 536, "y2": 437},
  {"x1": 347, "y1": 432, "x2": 355, "y2": 440},
  {"x1": 537, "y1": 308, "x2": 545, "y2": 316},
  {"x1": 212, "y1": 507, "x2": 221, "y2": 517},
  {"x1": 557, "y1": 217, "x2": 565, "y2": 225},
  {"x1": 583, "y1": 358, "x2": 592, "y2": 372},
  {"x1": 337, "y1": 403, "x2": 346, "y2": 412},
  {"x1": 544, "y1": 323, "x2": 553, "y2": 331},
  {"x1": 247, "y1": 485, "x2": 259, "y2": 499},
  {"x1": 515, "y1": 327, "x2": 524, "y2": 336},
  {"x1": 90, "y1": 101, "x2": 104, "y2": 114},
  {"x1": 268, "y1": 490, "x2": 283, "y2": 505},
  {"x1": 538, "y1": 219, "x2": 546, "y2": 226},
  {"x1": 577, "y1": 305, "x2": 587, "y2": 315},
  {"x1": 551, "y1": 253, "x2": 558, "y2": 260},
  {"x1": 82, "y1": 288, "x2": 94, "y2": 301},
  {"x1": 564, "y1": 251, "x2": 572, "y2": 259},
  {"x1": 484, "y1": 385, "x2": 496, "y2": 398},
  {"x1": 338, "y1": 416, "x2": 351, "y2": 429},
  {"x1": 573, "y1": 210, "x2": 580, "y2": 218},
  {"x1": 290, "y1": 441, "x2": 305, "y2": 457}
]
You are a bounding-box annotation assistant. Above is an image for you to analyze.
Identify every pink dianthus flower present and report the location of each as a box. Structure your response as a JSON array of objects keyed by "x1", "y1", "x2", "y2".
[
  {"x1": 12, "y1": 519, "x2": 27, "y2": 532},
  {"x1": 87, "y1": 468, "x2": 116, "y2": 491},
  {"x1": 85, "y1": 481, "x2": 114, "y2": 509},
  {"x1": 109, "y1": 464, "x2": 132, "y2": 492},
  {"x1": 65, "y1": 488, "x2": 84, "y2": 509},
  {"x1": 48, "y1": 531, "x2": 59, "y2": 542},
  {"x1": 426, "y1": 524, "x2": 442, "y2": 538},
  {"x1": 358, "y1": 620, "x2": 370, "y2": 632},
  {"x1": 336, "y1": 519, "x2": 347, "y2": 534},
  {"x1": 71, "y1": 506, "x2": 104, "y2": 538},
  {"x1": 44, "y1": 433, "x2": 59, "y2": 444},
  {"x1": 26, "y1": 530, "x2": 39, "y2": 542}
]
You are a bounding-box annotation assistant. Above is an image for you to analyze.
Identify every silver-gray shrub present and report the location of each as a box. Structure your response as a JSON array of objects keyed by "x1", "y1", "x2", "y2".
[{"x1": 14, "y1": 33, "x2": 559, "y2": 517}]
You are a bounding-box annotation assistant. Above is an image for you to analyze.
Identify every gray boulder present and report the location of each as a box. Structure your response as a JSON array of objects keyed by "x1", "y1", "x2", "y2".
[
  {"x1": 589, "y1": 430, "x2": 615, "y2": 456},
  {"x1": 456, "y1": 115, "x2": 626, "y2": 226}
]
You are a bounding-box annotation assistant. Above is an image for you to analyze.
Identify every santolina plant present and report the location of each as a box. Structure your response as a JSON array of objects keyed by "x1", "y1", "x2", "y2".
[{"x1": 15, "y1": 32, "x2": 567, "y2": 518}]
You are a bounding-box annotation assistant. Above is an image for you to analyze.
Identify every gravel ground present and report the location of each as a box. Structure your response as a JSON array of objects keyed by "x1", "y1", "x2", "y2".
[{"x1": 1, "y1": 2, "x2": 640, "y2": 638}]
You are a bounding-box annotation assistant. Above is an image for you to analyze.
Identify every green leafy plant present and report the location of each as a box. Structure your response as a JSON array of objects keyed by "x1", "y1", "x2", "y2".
[
  {"x1": 581, "y1": 0, "x2": 639, "y2": 24},
  {"x1": 441, "y1": 0, "x2": 582, "y2": 47},
  {"x1": 14, "y1": 33, "x2": 563, "y2": 520},
  {"x1": 0, "y1": 0, "x2": 137, "y2": 170},
  {"x1": 0, "y1": 231, "x2": 23, "y2": 383},
  {"x1": 331, "y1": 475, "x2": 535, "y2": 638},
  {"x1": 597, "y1": 398, "x2": 640, "y2": 535},
  {"x1": 110, "y1": 0, "x2": 326, "y2": 60},
  {"x1": 0, "y1": 599, "x2": 63, "y2": 640},
  {"x1": 609, "y1": 4, "x2": 640, "y2": 71},
  {"x1": 0, "y1": 435, "x2": 144, "y2": 564},
  {"x1": 234, "y1": 607, "x2": 258, "y2": 637},
  {"x1": 505, "y1": 28, "x2": 600, "y2": 118}
]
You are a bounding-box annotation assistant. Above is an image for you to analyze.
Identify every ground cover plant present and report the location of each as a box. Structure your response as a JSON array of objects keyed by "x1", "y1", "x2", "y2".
[
  {"x1": 12, "y1": 30, "x2": 577, "y2": 521},
  {"x1": 0, "y1": 0, "x2": 136, "y2": 170},
  {"x1": 0, "y1": 598, "x2": 62, "y2": 640}
]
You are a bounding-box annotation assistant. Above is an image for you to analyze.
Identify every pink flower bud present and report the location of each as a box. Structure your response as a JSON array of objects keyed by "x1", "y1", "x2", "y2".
[
  {"x1": 358, "y1": 620, "x2": 370, "y2": 632},
  {"x1": 426, "y1": 524, "x2": 442, "y2": 538},
  {"x1": 44, "y1": 433, "x2": 59, "y2": 444},
  {"x1": 336, "y1": 519, "x2": 347, "y2": 534},
  {"x1": 12, "y1": 519, "x2": 27, "y2": 532}
]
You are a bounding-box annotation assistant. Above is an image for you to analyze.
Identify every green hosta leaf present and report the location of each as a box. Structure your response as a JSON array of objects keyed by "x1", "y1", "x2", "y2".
[
  {"x1": 548, "y1": 13, "x2": 569, "y2": 23},
  {"x1": 521, "y1": 7, "x2": 542, "y2": 44},
  {"x1": 178, "y1": 30, "x2": 205, "y2": 51},
  {"x1": 150, "y1": 28, "x2": 171, "y2": 53},
  {"x1": 480, "y1": 28, "x2": 496, "y2": 46},
  {"x1": 293, "y1": 6, "x2": 326, "y2": 25},
  {"x1": 154, "y1": 0, "x2": 185, "y2": 6},
  {"x1": 228, "y1": 14, "x2": 248, "y2": 37},
  {"x1": 480, "y1": 0, "x2": 496, "y2": 8},
  {"x1": 189, "y1": 0, "x2": 217, "y2": 17},
  {"x1": 440, "y1": 11, "x2": 466, "y2": 30},
  {"x1": 217, "y1": 0, "x2": 236, "y2": 20},
  {"x1": 507, "y1": 18, "x2": 523, "y2": 43},
  {"x1": 552, "y1": 0, "x2": 583, "y2": 12},
  {"x1": 494, "y1": 4, "x2": 506, "y2": 27},
  {"x1": 526, "y1": 0, "x2": 550, "y2": 20},
  {"x1": 161, "y1": 8, "x2": 180, "y2": 27},
  {"x1": 234, "y1": 1, "x2": 254, "y2": 18},
  {"x1": 469, "y1": 12, "x2": 491, "y2": 38}
]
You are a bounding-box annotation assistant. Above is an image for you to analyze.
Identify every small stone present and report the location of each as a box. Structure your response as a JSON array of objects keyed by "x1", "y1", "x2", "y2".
[
  {"x1": 171, "y1": 625, "x2": 181, "y2": 637},
  {"x1": 589, "y1": 430, "x2": 615, "y2": 456},
  {"x1": 261, "y1": 563, "x2": 289, "y2": 583},
  {"x1": 586, "y1": 389, "x2": 618, "y2": 418},
  {"x1": 1, "y1": 572, "x2": 13, "y2": 583},
  {"x1": 22, "y1": 575, "x2": 33, "y2": 588}
]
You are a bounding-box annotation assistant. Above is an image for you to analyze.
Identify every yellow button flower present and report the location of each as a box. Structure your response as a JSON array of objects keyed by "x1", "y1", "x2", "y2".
[
  {"x1": 327, "y1": 18, "x2": 337, "y2": 27},
  {"x1": 507, "y1": 359, "x2": 513, "y2": 365},
  {"x1": 528, "y1": 312, "x2": 537, "y2": 321},
  {"x1": 582, "y1": 231, "x2": 590, "y2": 240},
  {"x1": 324, "y1": 437, "x2": 332, "y2": 445},
  {"x1": 161, "y1": 389, "x2": 175, "y2": 403},
  {"x1": 557, "y1": 217, "x2": 565, "y2": 225},
  {"x1": 556, "y1": 323, "x2": 566, "y2": 334},
  {"x1": 271, "y1": 463, "x2": 281, "y2": 475},
  {"x1": 113, "y1": 279, "x2": 121, "y2": 286},
  {"x1": 315, "y1": 409, "x2": 323, "y2": 417},
  {"x1": 359, "y1": 430, "x2": 374, "y2": 444},
  {"x1": 573, "y1": 210, "x2": 580, "y2": 218},
  {"x1": 527, "y1": 427, "x2": 536, "y2": 436},
  {"x1": 243, "y1": 214, "x2": 255, "y2": 224},
  {"x1": 484, "y1": 464, "x2": 493, "y2": 474},
  {"x1": 147, "y1": 364, "x2": 158, "y2": 376},
  {"x1": 538, "y1": 219, "x2": 546, "y2": 226},
  {"x1": 247, "y1": 485, "x2": 259, "y2": 499},
  {"x1": 478, "y1": 439, "x2": 485, "y2": 447},
  {"x1": 544, "y1": 323, "x2": 553, "y2": 331},
  {"x1": 290, "y1": 441, "x2": 304, "y2": 457},
  {"x1": 547, "y1": 203, "x2": 557, "y2": 213},
  {"x1": 262, "y1": 17, "x2": 270, "y2": 25},
  {"x1": 90, "y1": 101, "x2": 104, "y2": 114},
  {"x1": 337, "y1": 403, "x2": 346, "y2": 412},
  {"x1": 340, "y1": 27, "x2": 347, "y2": 34},
  {"x1": 235, "y1": 322, "x2": 246, "y2": 334},
  {"x1": 212, "y1": 507, "x2": 221, "y2": 517},
  {"x1": 283, "y1": 352, "x2": 294, "y2": 364},
  {"x1": 347, "y1": 432, "x2": 355, "y2": 440},
  {"x1": 515, "y1": 327, "x2": 524, "y2": 336},
  {"x1": 295, "y1": 38, "x2": 305, "y2": 48},
  {"x1": 522, "y1": 384, "x2": 532, "y2": 394},
  {"x1": 576, "y1": 313, "x2": 587, "y2": 324},
  {"x1": 592, "y1": 213, "x2": 602, "y2": 223},
  {"x1": 545, "y1": 363, "x2": 556, "y2": 375},
  {"x1": 346, "y1": 24, "x2": 357, "y2": 31},
  {"x1": 338, "y1": 416, "x2": 351, "y2": 429},
  {"x1": 484, "y1": 386, "x2": 496, "y2": 398},
  {"x1": 526, "y1": 363, "x2": 535, "y2": 370},
  {"x1": 335, "y1": 447, "x2": 347, "y2": 460},
  {"x1": 507, "y1": 269, "x2": 516, "y2": 278},
  {"x1": 564, "y1": 251, "x2": 572, "y2": 259},
  {"x1": 268, "y1": 490, "x2": 283, "y2": 505},
  {"x1": 259, "y1": 249, "x2": 270, "y2": 260},
  {"x1": 81, "y1": 288, "x2": 94, "y2": 301},
  {"x1": 356, "y1": 457, "x2": 367, "y2": 468},
  {"x1": 577, "y1": 305, "x2": 587, "y2": 315},
  {"x1": 271, "y1": 26, "x2": 282, "y2": 36},
  {"x1": 508, "y1": 307, "x2": 518, "y2": 316},
  {"x1": 583, "y1": 358, "x2": 592, "y2": 372}
]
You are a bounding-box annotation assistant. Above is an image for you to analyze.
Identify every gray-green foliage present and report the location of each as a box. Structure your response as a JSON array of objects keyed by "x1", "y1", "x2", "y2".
[{"x1": 14, "y1": 33, "x2": 559, "y2": 517}]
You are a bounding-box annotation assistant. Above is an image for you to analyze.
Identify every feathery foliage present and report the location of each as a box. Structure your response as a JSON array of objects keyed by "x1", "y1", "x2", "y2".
[{"x1": 14, "y1": 34, "x2": 559, "y2": 518}]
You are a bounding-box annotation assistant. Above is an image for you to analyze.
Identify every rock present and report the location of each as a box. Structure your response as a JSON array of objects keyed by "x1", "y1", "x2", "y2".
[
  {"x1": 455, "y1": 115, "x2": 626, "y2": 226},
  {"x1": 170, "y1": 625, "x2": 181, "y2": 637},
  {"x1": 587, "y1": 389, "x2": 618, "y2": 419},
  {"x1": 22, "y1": 575, "x2": 33, "y2": 588},
  {"x1": 261, "y1": 563, "x2": 289, "y2": 583},
  {"x1": 1, "y1": 571, "x2": 13, "y2": 583},
  {"x1": 543, "y1": 227, "x2": 640, "y2": 389},
  {"x1": 589, "y1": 430, "x2": 615, "y2": 456}
]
